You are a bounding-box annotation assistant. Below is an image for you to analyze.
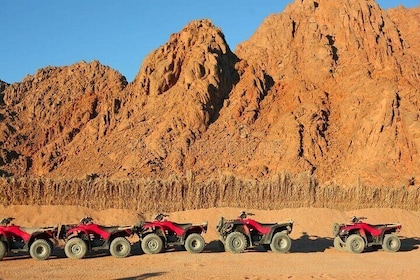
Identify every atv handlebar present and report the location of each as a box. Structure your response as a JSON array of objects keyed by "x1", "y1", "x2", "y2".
[
  {"x1": 0, "y1": 217, "x2": 14, "y2": 226},
  {"x1": 80, "y1": 216, "x2": 94, "y2": 225},
  {"x1": 154, "y1": 213, "x2": 169, "y2": 221},
  {"x1": 351, "y1": 216, "x2": 367, "y2": 223},
  {"x1": 239, "y1": 211, "x2": 255, "y2": 219}
]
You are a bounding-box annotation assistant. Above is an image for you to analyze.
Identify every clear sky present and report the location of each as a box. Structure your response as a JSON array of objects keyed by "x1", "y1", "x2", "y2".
[{"x1": 0, "y1": 0, "x2": 418, "y2": 84}]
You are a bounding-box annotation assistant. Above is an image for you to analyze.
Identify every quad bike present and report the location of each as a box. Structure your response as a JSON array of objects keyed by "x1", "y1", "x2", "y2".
[
  {"x1": 138, "y1": 213, "x2": 208, "y2": 254},
  {"x1": 216, "y1": 211, "x2": 293, "y2": 253},
  {"x1": 333, "y1": 216, "x2": 402, "y2": 254},
  {"x1": 0, "y1": 217, "x2": 59, "y2": 261},
  {"x1": 60, "y1": 216, "x2": 135, "y2": 259}
]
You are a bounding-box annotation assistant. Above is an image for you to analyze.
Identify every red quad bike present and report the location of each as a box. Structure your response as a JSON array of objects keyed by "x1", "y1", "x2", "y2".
[
  {"x1": 216, "y1": 211, "x2": 294, "y2": 253},
  {"x1": 333, "y1": 216, "x2": 402, "y2": 254},
  {"x1": 61, "y1": 216, "x2": 135, "y2": 259},
  {"x1": 0, "y1": 217, "x2": 59, "y2": 261},
  {"x1": 139, "y1": 213, "x2": 208, "y2": 254}
]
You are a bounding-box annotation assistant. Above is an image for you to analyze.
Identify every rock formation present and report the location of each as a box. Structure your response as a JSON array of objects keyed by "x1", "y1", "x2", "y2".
[{"x1": 0, "y1": 0, "x2": 419, "y2": 187}]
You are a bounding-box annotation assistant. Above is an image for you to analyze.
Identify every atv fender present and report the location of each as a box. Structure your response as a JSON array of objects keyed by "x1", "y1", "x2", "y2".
[
  {"x1": 183, "y1": 223, "x2": 207, "y2": 240},
  {"x1": 66, "y1": 230, "x2": 83, "y2": 240},
  {"x1": 260, "y1": 223, "x2": 293, "y2": 244},
  {"x1": 349, "y1": 229, "x2": 369, "y2": 245}
]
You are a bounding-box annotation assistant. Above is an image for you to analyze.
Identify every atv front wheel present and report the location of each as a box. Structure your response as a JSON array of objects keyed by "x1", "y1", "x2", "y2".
[
  {"x1": 270, "y1": 232, "x2": 292, "y2": 253},
  {"x1": 0, "y1": 241, "x2": 7, "y2": 261},
  {"x1": 346, "y1": 234, "x2": 365, "y2": 254},
  {"x1": 30, "y1": 239, "x2": 52, "y2": 260},
  {"x1": 110, "y1": 237, "x2": 131, "y2": 258},
  {"x1": 185, "y1": 233, "x2": 205, "y2": 254},
  {"x1": 141, "y1": 233, "x2": 163, "y2": 255},
  {"x1": 382, "y1": 234, "x2": 401, "y2": 252},
  {"x1": 333, "y1": 236, "x2": 346, "y2": 252},
  {"x1": 225, "y1": 232, "x2": 247, "y2": 253},
  {"x1": 64, "y1": 237, "x2": 87, "y2": 259}
]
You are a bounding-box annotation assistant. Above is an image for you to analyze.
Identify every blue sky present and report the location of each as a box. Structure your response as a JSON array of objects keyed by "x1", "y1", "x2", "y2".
[{"x1": 0, "y1": 0, "x2": 418, "y2": 84}]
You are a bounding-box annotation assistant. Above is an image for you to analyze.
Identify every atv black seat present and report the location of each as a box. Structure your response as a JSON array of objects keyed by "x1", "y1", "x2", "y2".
[
  {"x1": 371, "y1": 224, "x2": 387, "y2": 229},
  {"x1": 173, "y1": 223, "x2": 193, "y2": 230},
  {"x1": 258, "y1": 222, "x2": 278, "y2": 227},
  {"x1": 99, "y1": 226, "x2": 121, "y2": 233},
  {"x1": 21, "y1": 227, "x2": 43, "y2": 235},
  {"x1": 373, "y1": 224, "x2": 400, "y2": 230}
]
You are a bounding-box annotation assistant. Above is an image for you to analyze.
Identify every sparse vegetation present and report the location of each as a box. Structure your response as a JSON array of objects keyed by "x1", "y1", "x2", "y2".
[{"x1": 0, "y1": 172, "x2": 419, "y2": 212}]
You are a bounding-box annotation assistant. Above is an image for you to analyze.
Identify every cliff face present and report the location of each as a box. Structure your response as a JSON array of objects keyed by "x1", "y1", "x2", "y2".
[
  {"x1": 232, "y1": 0, "x2": 420, "y2": 185},
  {"x1": 0, "y1": 0, "x2": 419, "y2": 187}
]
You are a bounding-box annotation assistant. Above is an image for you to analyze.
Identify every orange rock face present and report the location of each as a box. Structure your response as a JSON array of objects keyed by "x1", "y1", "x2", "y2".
[{"x1": 0, "y1": 1, "x2": 419, "y2": 187}]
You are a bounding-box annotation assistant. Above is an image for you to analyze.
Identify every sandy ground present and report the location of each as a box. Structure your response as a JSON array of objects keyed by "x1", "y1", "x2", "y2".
[{"x1": 0, "y1": 205, "x2": 419, "y2": 280}]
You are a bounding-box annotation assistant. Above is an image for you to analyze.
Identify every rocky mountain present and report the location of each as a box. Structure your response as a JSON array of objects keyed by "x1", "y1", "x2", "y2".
[{"x1": 0, "y1": 0, "x2": 419, "y2": 187}]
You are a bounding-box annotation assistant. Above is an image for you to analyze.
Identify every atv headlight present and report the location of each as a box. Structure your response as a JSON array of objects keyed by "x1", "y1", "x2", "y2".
[{"x1": 340, "y1": 229, "x2": 348, "y2": 235}]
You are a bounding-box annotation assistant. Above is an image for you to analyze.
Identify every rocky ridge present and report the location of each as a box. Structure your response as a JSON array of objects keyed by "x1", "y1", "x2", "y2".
[{"x1": 0, "y1": 0, "x2": 419, "y2": 187}]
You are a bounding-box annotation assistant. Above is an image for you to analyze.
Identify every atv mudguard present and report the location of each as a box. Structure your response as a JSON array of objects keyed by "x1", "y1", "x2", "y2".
[{"x1": 258, "y1": 221, "x2": 294, "y2": 245}]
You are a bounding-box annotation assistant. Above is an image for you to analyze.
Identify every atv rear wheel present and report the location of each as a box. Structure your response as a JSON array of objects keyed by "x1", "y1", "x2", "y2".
[
  {"x1": 0, "y1": 241, "x2": 7, "y2": 261},
  {"x1": 110, "y1": 237, "x2": 131, "y2": 258},
  {"x1": 185, "y1": 233, "x2": 205, "y2": 254},
  {"x1": 225, "y1": 232, "x2": 247, "y2": 253},
  {"x1": 346, "y1": 234, "x2": 365, "y2": 254},
  {"x1": 30, "y1": 239, "x2": 52, "y2": 260},
  {"x1": 141, "y1": 233, "x2": 163, "y2": 255},
  {"x1": 382, "y1": 234, "x2": 401, "y2": 252},
  {"x1": 333, "y1": 236, "x2": 346, "y2": 252},
  {"x1": 270, "y1": 232, "x2": 292, "y2": 253},
  {"x1": 64, "y1": 237, "x2": 87, "y2": 259}
]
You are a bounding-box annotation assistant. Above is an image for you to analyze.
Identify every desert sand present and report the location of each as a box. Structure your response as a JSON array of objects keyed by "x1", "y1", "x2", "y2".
[{"x1": 0, "y1": 205, "x2": 419, "y2": 279}]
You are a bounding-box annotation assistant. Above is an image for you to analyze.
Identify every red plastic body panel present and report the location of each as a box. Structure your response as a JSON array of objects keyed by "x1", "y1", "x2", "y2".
[
  {"x1": 67, "y1": 224, "x2": 112, "y2": 240},
  {"x1": 143, "y1": 221, "x2": 186, "y2": 236},
  {"x1": 242, "y1": 219, "x2": 271, "y2": 235},
  {"x1": 0, "y1": 225, "x2": 32, "y2": 242},
  {"x1": 341, "y1": 222, "x2": 401, "y2": 237}
]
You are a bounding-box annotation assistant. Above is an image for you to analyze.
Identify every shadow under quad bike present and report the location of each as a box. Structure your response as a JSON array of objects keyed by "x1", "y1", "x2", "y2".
[
  {"x1": 138, "y1": 213, "x2": 208, "y2": 254},
  {"x1": 333, "y1": 216, "x2": 402, "y2": 254},
  {"x1": 61, "y1": 216, "x2": 135, "y2": 259},
  {"x1": 0, "y1": 217, "x2": 59, "y2": 261},
  {"x1": 216, "y1": 211, "x2": 294, "y2": 253}
]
